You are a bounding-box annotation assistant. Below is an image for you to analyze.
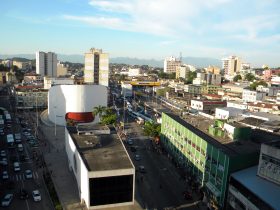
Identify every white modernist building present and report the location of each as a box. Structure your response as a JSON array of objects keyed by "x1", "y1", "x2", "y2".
[
  {"x1": 36, "y1": 51, "x2": 57, "y2": 77},
  {"x1": 65, "y1": 124, "x2": 135, "y2": 209},
  {"x1": 48, "y1": 85, "x2": 107, "y2": 126}
]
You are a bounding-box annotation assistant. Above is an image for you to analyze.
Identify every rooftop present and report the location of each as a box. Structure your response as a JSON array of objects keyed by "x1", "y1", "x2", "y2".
[
  {"x1": 231, "y1": 166, "x2": 280, "y2": 210},
  {"x1": 264, "y1": 140, "x2": 280, "y2": 149},
  {"x1": 67, "y1": 125, "x2": 133, "y2": 172},
  {"x1": 164, "y1": 113, "x2": 261, "y2": 156}
]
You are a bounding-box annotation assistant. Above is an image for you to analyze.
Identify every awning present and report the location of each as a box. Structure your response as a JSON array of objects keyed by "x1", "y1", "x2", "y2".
[{"x1": 205, "y1": 182, "x2": 221, "y2": 197}]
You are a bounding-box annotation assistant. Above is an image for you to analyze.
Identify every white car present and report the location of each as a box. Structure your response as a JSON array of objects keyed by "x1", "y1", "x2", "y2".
[
  {"x1": 2, "y1": 171, "x2": 8, "y2": 180},
  {"x1": 0, "y1": 158, "x2": 8, "y2": 166},
  {"x1": 1, "y1": 194, "x2": 13, "y2": 207},
  {"x1": 0, "y1": 150, "x2": 6, "y2": 157},
  {"x1": 25, "y1": 170, "x2": 33, "y2": 179},
  {"x1": 32, "y1": 190, "x2": 41, "y2": 202}
]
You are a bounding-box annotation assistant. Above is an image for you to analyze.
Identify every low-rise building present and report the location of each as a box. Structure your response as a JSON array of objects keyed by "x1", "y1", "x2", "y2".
[
  {"x1": 247, "y1": 102, "x2": 280, "y2": 114},
  {"x1": 12, "y1": 60, "x2": 31, "y2": 70},
  {"x1": 242, "y1": 89, "x2": 266, "y2": 103},
  {"x1": 193, "y1": 73, "x2": 221, "y2": 86},
  {"x1": 226, "y1": 101, "x2": 248, "y2": 110},
  {"x1": 215, "y1": 107, "x2": 244, "y2": 120},
  {"x1": 256, "y1": 85, "x2": 280, "y2": 97},
  {"x1": 44, "y1": 77, "x2": 75, "y2": 89},
  {"x1": 191, "y1": 99, "x2": 226, "y2": 114},
  {"x1": 57, "y1": 62, "x2": 68, "y2": 77},
  {"x1": 205, "y1": 66, "x2": 221, "y2": 75},
  {"x1": 65, "y1": 124, "x2": 135, "y2": 209},
  {"x1": 128, "y1": 68, "x2": 142, "y2": 77}
]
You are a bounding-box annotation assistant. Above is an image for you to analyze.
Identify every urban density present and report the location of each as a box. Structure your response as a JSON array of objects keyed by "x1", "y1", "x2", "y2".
[{"x1": 1, "y1": 1, "x2": 280, "y2": 210}]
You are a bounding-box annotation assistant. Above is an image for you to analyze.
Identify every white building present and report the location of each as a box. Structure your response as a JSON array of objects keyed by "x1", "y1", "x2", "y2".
[
  {"x1": 164, "y1": 56, "x2": 181, "y2": 73},
  {"x1": 193, "y1": 73, "x2": 221, "y2": 85},
  {"x1": 227, "y1": 101, "x2": 248, "y2": 110},
  {"x1": 128, "y1": 68, "x2": 142, "y2": 77},
  {"x1": 84, "y1": 48, "x2": 109, "y2": 87},
  {"x1": 256, "y1": 85, "x2": 280, "y2": 97},
  {"x1": 215, "y1": 107, "x2": 244, "y2": 120},
  {"x1": 65, "y1": 124, "x2": 135, "y2": 209},
  {"x1": 36, "y1": 51, "x2": 57, "y2": 77},
  {"x1": 242, "y1": 89, "x2": 267, "y2": 103},
  {"x1": 258, "y1": 141, "x2": 280, "y2": 185},
  {"x1": 277, "y1": 91, "x2": 280, "y2": 104},
  {"x1": 48, "y1": 85, "x2": 107, "y2": 126},
  {"x1": 176, "y1": 65, "x2": 190, "y2": 79},
  {"x1": 222, "y1": 56, "x2": 242, "y2": 79},
  {"x1": 43, "y1": 77, "x2": 75, "y2": 89}
]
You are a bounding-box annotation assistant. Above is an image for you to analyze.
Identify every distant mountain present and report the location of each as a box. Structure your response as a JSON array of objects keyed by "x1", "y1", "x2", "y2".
[{"x1": 0, "y1": 54, "x2": 221, "y2": 68}]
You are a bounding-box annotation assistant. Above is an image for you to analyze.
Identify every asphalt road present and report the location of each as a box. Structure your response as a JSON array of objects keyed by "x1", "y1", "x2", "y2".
[{"x1": 0, "y1": 85, "x2": 53, "y2": 210}]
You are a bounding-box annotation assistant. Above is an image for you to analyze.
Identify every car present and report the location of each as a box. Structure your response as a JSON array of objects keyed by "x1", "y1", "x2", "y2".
[
  {"x1": 0, "y1": 150, "x2": 7, "y2": 157},
  {"x1": 127, "y1": 139, "x2": 133, "y2": 145},
  {"x1": 1, "y1": 194, "x2": 13, "y2": 207},
  {"x1": 2, "y1": 171, "x2": 9, "y2": 180},
  {"x1": 13, "y1": 162, "x2": 20, "y2": 172},
  {"x1": 138, "y1": 165, "x2": 146, "y2": 173},
  {"x1": 0, "y1": 129, "x2": 4, "y2": 136},
  {"x1": 0, "y1": 158, "x2": 8, "y2": 166},
  {"x1": 134, "y1": 154, "x2": 141, "y2": 161},
  {"x1": 130, "y1": 146, "x2": 137, "y2": 152},
  {"x1": 19, "y1": 189, "x2": 29, "y2": 200},
  {"x1": 32, "y1": 190, "x2": 41, "y2": 202},
  {"x1": 25, "y1": 170, "x2": 33, "y2": 179}
]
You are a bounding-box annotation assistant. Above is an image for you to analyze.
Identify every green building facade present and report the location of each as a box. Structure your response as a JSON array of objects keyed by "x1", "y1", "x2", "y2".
[{"x1": 160, "y1": 113, "x2": 259, "y2": 209}]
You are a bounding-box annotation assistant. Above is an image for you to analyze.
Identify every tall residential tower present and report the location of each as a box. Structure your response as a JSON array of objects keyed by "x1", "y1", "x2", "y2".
[
  {"x1": 84, "y1": 48, "x2": 109, "y2": 87},
  {"x1": 164, "y1": 56, "x2": 181, "y2": 74},
  {"x1": 222, "y1": 55, "x2": 241, "y2": 78},
  {"x1": 36, "y1": 51, "x2": 57, "y2": 77}
]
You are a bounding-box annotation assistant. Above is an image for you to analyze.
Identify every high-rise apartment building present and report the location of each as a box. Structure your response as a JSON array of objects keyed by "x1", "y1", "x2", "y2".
[
  {"x1": 36, "y1": 52, "x2": 57, "y2": 77},
  {"x1": 222, "y1": 56, "x2": 241, "y2": 77},
  {"x1": 84, "y1": 48, "x2": 109, "y2": 87},
  {"x1": 175, "y1": 65, "x2": 190, "y2": 79},
  {"x1": 164, "y1": 56, "x2": 181, "y2": 74}
]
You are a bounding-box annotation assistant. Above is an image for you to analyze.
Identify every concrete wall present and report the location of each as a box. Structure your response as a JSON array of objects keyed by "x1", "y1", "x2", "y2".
[{"x1": 48, "y1": 85, "x2": 107, "y2": 125}]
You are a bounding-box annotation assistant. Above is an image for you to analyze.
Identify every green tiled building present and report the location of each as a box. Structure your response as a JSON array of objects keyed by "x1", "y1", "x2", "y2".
[{"x1": 160, "y1": 113, "x2": 260, "y2": 209}]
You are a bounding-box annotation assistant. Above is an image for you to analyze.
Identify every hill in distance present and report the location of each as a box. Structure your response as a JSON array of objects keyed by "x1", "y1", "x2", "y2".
[{"x1": 0, "y1": 54, "x2": 221, "y2": 68}]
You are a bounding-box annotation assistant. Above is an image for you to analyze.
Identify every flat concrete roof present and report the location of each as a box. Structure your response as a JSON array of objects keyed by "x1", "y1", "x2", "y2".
[
  {"x1": 231, "y1": 166, "x2": 280, "y2": 210},
  {"x1": 165, "y1": 113, "x2": 261, "y2": 156},
  {"x1": 67, "y1": 126, "x2": 133, "y2": 172}
]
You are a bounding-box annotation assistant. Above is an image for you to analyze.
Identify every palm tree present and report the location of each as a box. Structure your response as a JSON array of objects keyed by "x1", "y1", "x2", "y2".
[{"x1": 92, "y1": 106, "x2": 106, "y2": 123}]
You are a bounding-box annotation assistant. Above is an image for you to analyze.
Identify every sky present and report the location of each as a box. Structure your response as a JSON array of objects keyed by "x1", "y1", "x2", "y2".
[{"x1": 0, "y1": 0, "x2": 280, "y2": 67}]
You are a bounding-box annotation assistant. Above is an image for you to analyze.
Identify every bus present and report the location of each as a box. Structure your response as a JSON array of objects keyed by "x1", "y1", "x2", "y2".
[{"x1": 6, "y1": 134, "x2": 15, "y2": 148}]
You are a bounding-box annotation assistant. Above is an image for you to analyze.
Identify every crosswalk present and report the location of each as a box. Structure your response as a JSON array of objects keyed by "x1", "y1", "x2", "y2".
[{"x1": 9, "y1": 171, "x2": 39, "y2": 181}]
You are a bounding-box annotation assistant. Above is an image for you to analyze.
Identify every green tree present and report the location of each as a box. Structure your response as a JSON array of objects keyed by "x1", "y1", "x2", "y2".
[
  {"x1": 250, "y1": 80, "x2": 268, "y2": 90},
  {"x1": 92, "y1": 106, "x2": 107, "y2": 122},
  {"x1": 143, "y1": 121, "x2": 161, "y2": 137},
  {"x1": 101, "y1": 112, "x2": 117, "y2": 125},
  {"x1": 245, "y1": 73, "x2": 255, "y2": 81},
  {"x1": 233, "y1": 74, "x2": 242, "y2": 82},
  {"x1": 186, "y1": 71, "x2": 197, "y2": 84}
]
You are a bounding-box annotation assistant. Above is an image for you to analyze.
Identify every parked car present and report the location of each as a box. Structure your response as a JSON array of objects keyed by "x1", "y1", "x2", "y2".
[
  {"x1": 138, "y1": 165, "x2": 146, "y2": 173},
  {"x1": 13, "y1": 162, "x2": 20, "y2": 172},
  {"x1": 1, "y1": 194, "x2": 13, "y2": 207},
  {"x1": 130, "y1": 146, "x2": 137, "y2": 152},
  {"x1": 0, "y1": 158, "x2": 8, "y2": 166},
  {"x1": 2, "y1": 171, "x2": 9, "y2": 180},
  {"x1": 134, "y1": 154, "x2": 141, "y2": 161},
  {"x1": 127, "y1": 139, "x2": 134, "y2": 145},
  {"x1": 19, "y1": 189, "x2": 29, "y2": 200},
  {"x1": 0, "y1": 150, "x2": 7, "y2": 157},
  {"x1": 25, "y1": 170, "x2": 33, "y2": 179},
  {"x1": 32, "y1": 190, "x2": 41, "y2": 202}
]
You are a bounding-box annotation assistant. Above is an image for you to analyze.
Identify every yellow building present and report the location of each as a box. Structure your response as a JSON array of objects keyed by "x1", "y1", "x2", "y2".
[
  {"x1": 84, "y1": 48, "x2": 109, "y2": 87},
  {"x1": 205, "y1": 65, "x2": 221, "y2": 75},
  {"x1": 176, "y1": 65, "x2": 190, "y2": 79}
]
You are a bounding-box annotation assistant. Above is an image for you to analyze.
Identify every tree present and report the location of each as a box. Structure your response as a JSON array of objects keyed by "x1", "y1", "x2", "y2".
[
  {"x1": 101, "y1": 112, "x2": 117, "y2": 125},
  {"x1": 143, "y1": 121, "x2": 161, "y2": 137},
  {"x1": 233, "y1": 74, "x2": 242, "y2": 82},
  {"x1": 245, "y1": 73, "x2": 255, "y2": 81},
  {"x1": 250, "y1": 80, "x2": 268, "y2": 90},
  {"x1": 186, "y1": 71, "x2": 197, "y2": 84},
  {"x1": 92, "y1": 106, "x2": 107, "y2": 122}
]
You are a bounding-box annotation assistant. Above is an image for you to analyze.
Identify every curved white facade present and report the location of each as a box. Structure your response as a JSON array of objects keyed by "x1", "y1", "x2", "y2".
[{"x1": 48, "y1": 85, "x2": 107, "y2": 125}]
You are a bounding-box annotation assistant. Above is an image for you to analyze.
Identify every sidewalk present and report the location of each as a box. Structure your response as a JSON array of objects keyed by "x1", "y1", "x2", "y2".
[{"x1": 39, "y1": 110, "x2": 143, "y2": 210}]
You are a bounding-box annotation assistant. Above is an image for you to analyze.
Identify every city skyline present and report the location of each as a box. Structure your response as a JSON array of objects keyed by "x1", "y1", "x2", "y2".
[{"x1": 0, "y1": 0, "x2": 280, "y2": 67}]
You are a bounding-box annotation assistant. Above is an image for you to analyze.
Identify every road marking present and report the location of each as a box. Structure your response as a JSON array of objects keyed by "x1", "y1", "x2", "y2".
[
  {"x1": 25, "y1": 197, "x2": 30, "y2": 210},
  {"x1": 34, "y1": 171, "x2": 38, "y2": 179}
]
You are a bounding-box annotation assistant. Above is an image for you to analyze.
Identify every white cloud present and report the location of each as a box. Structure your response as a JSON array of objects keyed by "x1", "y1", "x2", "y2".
[{"x1": 64, "y1": 0, "x2": 232, "y2": 36}]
